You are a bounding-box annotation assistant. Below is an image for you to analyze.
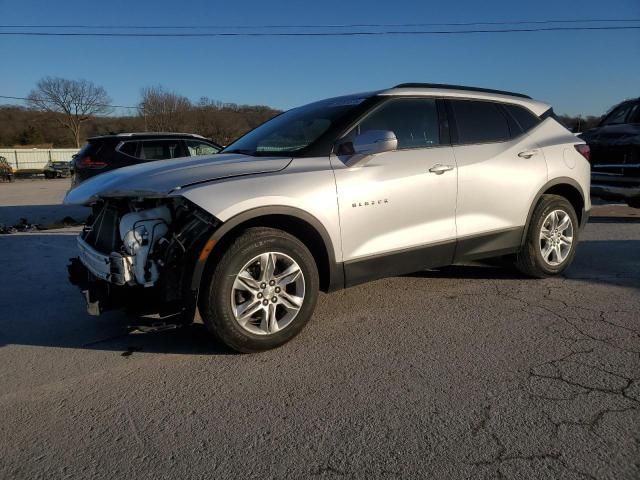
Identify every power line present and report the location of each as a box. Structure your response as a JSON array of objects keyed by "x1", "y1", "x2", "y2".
[
  {"x1": 0, "y1": 94, "x2": 138, "y2": 110},
  {"x1": 0, "y1": 26, "x2": 639, "y2": 37},
  {"x1": 1, "y1": 18, "x2": 639, "y2": 29}
]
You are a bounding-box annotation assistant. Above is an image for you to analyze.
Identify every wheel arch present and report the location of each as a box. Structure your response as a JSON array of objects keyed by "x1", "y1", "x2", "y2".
[
  {"x1": 521, "y1": 177, "x2": 587, "y2": 246},
  {"x1": 192, "y1": 206, "x2": 344, "y2": 294}
]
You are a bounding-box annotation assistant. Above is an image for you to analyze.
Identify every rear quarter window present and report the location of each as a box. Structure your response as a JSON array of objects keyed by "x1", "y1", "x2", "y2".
[
  {"x1": 504, "y1": 104, "x2": 541, "y2": 134},
  {"x1": 118, "y1": 141, "x2": 138, "y2": 157}
]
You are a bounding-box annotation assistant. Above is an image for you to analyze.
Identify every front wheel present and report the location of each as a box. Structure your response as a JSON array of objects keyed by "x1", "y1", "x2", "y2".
[
  {"x1": 515, "y1": 194, "x2": 579, "y2": 277},
  {"x1": 199, "y1": 227, "x2": 319, "y2": 353},
  {"x1": 627, "y1": 198, "x2": 640, "y2": 209}
]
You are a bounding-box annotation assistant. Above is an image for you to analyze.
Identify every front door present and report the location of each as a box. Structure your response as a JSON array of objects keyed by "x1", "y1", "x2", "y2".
[{"x1": 330, "y1": 97, "x2": 458, "y2": 286}]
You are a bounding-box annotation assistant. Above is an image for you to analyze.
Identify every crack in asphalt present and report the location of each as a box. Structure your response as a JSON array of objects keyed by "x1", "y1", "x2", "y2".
[{"x1": 462, "y1": 277, "x2": 640, "y2": 479}]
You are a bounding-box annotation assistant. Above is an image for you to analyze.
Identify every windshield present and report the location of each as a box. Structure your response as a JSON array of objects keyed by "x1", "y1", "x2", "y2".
[{"x1": 222, "y1": 97, "x2": 366, "y2": 156}]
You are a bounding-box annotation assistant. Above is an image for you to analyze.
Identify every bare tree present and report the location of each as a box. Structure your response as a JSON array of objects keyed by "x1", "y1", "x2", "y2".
[
  {"x1": 27, "y1": 77, "x2": 112, "y2": 147},
  {"x1": 139, "y1": 86, "x2": 192, "y2": 132}
]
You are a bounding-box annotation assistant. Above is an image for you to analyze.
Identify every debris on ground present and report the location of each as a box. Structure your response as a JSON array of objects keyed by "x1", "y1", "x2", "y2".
[{"x1": 0, "y1": 216, "x2": 83, "y2": 234}]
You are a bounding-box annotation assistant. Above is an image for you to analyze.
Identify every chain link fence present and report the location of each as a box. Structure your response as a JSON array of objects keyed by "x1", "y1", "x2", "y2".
[{"x1": 0, "y1": 149, "x2": 79, "y2": 172}]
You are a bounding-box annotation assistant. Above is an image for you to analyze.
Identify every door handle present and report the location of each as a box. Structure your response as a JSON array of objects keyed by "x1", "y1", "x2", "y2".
[
  {"x1": 518, "y1": 150, "x2": 539, "y2": 159},
  {"x1": 428, "y1": 164, "x2": 454, "y2": 175}
]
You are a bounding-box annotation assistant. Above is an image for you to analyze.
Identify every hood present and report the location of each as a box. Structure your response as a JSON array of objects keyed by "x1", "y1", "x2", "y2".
[{"x1": 64, "y1": 154, "x2": 292, "y2": 205}]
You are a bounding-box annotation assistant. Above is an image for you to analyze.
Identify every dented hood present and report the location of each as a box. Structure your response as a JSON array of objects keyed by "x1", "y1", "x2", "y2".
[{"x1": 64, "y1": 153, "x2": 292, "y2": 205}]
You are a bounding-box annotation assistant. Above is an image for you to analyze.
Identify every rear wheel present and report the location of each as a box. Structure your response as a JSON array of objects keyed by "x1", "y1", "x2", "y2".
[
  {"x1": 44, "y1": 171, "x2": 55, "y2": 179},
  {"x1": 199, "y1": 227, "x2": 319, "y2": 353},
  {"x1": 515, "y1": 195, "x2": 579, "y2": 277}
]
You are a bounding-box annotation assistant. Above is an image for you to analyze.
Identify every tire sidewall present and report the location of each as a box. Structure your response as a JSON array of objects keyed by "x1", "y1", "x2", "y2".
[
  {"x1": 204, "y1": 230, "x2": 319, "y2": 352},
  {"x1": 529, "y1": 197, "x2": 579, "y2": 275}
]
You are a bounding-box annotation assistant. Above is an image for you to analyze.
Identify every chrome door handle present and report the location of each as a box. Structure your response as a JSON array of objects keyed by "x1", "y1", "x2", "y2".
[
  {"x1": 428, "y1": 164, "x2": 454, "y2": 175},
  {"x1": 518, "y1": 150, "x2": 539, "y2": 159}
]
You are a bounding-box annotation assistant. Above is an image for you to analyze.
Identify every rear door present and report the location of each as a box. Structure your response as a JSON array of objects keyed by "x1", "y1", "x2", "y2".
[{"x1": 448, "y1": 99, "x2": 547, "y2": 259}]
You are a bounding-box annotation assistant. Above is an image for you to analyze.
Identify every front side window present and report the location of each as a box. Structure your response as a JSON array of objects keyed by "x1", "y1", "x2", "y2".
[
  {"x1": 451, "y1": 100, "x2": 510, "y2": 144},
  {"x1": 343, "y1": 98, "x2": 440, "y2": 149},
  {"x1": 185, "y1": 140, "x2": 219, "y2": 156},
  {"x1": 222, "y1": 97, "x2": 366, "y2": 156},
  {"x1": 139, "y1": 140, "x2": 186, "y2": 160}
]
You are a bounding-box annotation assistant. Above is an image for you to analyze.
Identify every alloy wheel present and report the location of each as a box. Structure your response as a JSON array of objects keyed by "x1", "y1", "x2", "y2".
[
  {"x1": 539, "y1": 209, "x2": 574, "y2": 266},
  {"x1": 231, "y1": 252, "x2": 306, "y2": 335}
]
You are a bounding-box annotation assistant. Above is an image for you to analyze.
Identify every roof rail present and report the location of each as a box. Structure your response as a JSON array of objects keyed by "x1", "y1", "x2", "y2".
[
  {"x1": 392, "y1": 83, "x2": 531, "y2": 99},
  {"x1": 115, "y1": 132, "x2": 207, "y2": 138}
]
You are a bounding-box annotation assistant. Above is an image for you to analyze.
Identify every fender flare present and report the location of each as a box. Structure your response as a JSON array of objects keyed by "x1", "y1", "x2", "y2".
[
  {"x1": 521, "y1": 177, "x2": 587, "y2": 246},
  {"x1": 190, "y1": 206, "x2": 344, "y2": 292}
]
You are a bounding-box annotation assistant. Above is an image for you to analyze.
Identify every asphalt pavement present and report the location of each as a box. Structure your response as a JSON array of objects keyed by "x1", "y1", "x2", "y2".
[{"x1": 0, "y1": 180, "x2": 639, "y2": 479}]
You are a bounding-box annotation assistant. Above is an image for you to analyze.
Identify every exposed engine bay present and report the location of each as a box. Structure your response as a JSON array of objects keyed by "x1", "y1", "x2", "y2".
[{"x1": 68, "y1": 197, "x2": 219, "y2": 320}]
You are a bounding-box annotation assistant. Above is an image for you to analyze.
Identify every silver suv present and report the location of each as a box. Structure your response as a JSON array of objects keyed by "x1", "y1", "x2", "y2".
[{"x1": 65, "y1": 83, "x2": 591, "y2": 352}]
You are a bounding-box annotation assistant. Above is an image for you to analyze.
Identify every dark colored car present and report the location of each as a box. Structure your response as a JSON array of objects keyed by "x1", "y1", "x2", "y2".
[
  {"x1": 72, "y1": 133, "x2": 222, "y2": 185},
  {"x1": 44, "y1": 160, "x2": 73, "y2": 179},
  {"x1": 0, "y1": 156, "x2": 14, "y2": 182},
  {"x1": 580, "y1": 98, "x2": 640, "y2": 208}
]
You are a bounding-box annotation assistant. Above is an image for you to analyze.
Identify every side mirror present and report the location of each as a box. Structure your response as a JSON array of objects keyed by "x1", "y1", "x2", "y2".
[{"x1": 347, "y1": 130, "x2": 397, "y2": 166}]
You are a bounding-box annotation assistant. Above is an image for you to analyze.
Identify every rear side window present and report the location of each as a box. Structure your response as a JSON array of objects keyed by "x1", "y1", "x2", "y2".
[
  {"x1": 346, "y1": 98, "x2": 440, "y2": 149},
  {"x1": 138, "y1": 140, "x2": 187, "y2": 160},
  {"x1": 450, "y1": 100, "x2": 510, "y2": 144},
  {"x1": 504, "y1": 104, "x2": 541, "y2": 134}
]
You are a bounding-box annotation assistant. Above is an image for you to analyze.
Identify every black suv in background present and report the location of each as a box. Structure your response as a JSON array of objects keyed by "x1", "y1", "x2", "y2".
[
  {"x1": 580, "y1": 98, "x2": 640, "y2": 208},
  {"x1": 72, "y1": 133, "x2": 222, "y2": 185}
]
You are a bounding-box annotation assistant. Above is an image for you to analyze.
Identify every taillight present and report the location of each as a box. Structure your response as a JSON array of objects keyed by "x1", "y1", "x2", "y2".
[
  {"x1": 574, "y1": 144, "x2": 590, "y2": 162},
  {"x1": 77, "y1": 155, "x2": 106, "y2": 168}
]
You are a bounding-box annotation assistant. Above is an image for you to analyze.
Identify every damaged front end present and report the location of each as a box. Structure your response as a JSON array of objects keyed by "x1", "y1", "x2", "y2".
[{"x1": 68, "y1": 196, "x2": 219, "y2": 322}]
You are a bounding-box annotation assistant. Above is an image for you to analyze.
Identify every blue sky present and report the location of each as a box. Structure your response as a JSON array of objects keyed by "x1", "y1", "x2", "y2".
[{"x1": 0, "y1": 0, "x2": 638, "y2": 116}]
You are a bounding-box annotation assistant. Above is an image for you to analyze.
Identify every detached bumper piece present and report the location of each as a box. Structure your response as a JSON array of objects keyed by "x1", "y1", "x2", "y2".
[{"x1": 76, "y1": 236, "x2": 134, "y2": 285}]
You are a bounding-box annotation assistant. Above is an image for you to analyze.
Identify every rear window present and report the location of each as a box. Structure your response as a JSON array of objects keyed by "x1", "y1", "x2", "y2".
[
  {"x1": 76, "y1": 141, "x2": 103, "y2": 160},
  {"x1": 504, "y1": 104, "x2": 541, "y2": 134},
  {"x1": 450, "y1": 100, "x2": 510, "y2": 144}
]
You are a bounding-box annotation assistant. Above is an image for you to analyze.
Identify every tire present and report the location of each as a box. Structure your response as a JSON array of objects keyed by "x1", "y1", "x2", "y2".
[
  {"x1": 44, "y1": 171, "x2": 55, "y2": 179},
  {"x1": 515, "y1": 194, "x2": 579, "y2": 278},
  {"x1": 199, "y1": 227, "x2": 319, "y2": 353},
  {"x1": 627, "y1": 198, "x2": 640, "y2": 209}
]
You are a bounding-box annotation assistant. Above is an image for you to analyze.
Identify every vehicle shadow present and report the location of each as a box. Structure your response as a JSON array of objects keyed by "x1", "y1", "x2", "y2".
[
  {"x1": 409, "y1": 239, "x2": 640, "y2": 289},
  {"x1": 0, "y1": 232, "x2": 637, "y2": 356}
]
